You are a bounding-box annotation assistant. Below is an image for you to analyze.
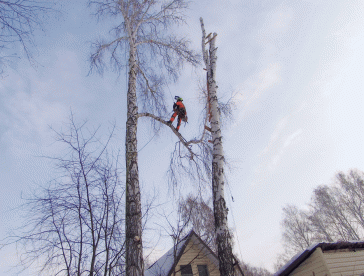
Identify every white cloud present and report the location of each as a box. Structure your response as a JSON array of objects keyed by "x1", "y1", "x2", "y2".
[
  {"x1": 236, "y1": 62, "x2": 281, "y2": 110},
  {"x1": 283, "y1": 128, "x2": 303, "y2": 148},
  {"x1": 260, "y1": 115, "x2": 288, "y2": 156},
  {"x1": 268, "y1": 128, "x2": 303, "y2": 169},
  {"x1": 1, "y1": 86, "x2": 67, "y2": 157},
  {"x1": 225, "y1": 4, "x2": 295, "y2": 135},
  {"x1": 271, "y1": 154, "x2": 280, "y2": 166},
  {"x1": 256, "y1": 125, "x2": 304, "y2": 176},
  {"x1": 0, "y1": 50, "x2": 87, "y2": 156},
  {"x1": 227, "y1": 63, "x2": 282, "y2": 135}
]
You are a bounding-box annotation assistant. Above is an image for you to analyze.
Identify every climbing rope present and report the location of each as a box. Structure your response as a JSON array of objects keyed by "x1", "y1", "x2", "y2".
[
  {"x1": 226, "y1": 182, "x2": 244, "y2": 262},
  {"x1": 138, "y1": 132, "x2": 158, "y2": 153}
]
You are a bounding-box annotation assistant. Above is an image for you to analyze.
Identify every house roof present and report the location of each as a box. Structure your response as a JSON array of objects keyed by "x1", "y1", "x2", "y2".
[
  {"x1": 145, "y1": 230, "x2": 244, "y2": 276},
  {"x1": 145, "y1": 231, "x2": 192, "y2": 276},
  {"x1": 274, "y1": 240, "x2": 364, "y2": 276}
]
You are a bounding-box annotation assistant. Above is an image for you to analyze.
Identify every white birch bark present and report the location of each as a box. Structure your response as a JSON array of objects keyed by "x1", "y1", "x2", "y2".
[
  {"x1": 125, "y1": 22, "x2": 143, "y2": 276},
  {"x1": 90, "y1": 2, "x2": 199, "y2": 275},
  {"x1": 200, "y1": 18, "x2": 234, "y2": 276}
]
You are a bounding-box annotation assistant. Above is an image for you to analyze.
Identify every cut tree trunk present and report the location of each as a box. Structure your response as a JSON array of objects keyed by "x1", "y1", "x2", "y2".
[{"x1": 201, "y1": 18, "x2": 234, "y2": 276}]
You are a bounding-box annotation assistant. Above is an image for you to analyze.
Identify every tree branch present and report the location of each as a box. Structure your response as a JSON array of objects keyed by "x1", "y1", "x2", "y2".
[
  {"x1": 137, "y1": 112, "x2": 194, "y2": 158},
  {"x1": 137, "y1": 64, "x2": 154, "y2": 94}
]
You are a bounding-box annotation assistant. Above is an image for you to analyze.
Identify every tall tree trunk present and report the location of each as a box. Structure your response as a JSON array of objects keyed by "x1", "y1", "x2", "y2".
[
  {"x1": 201, "y1": 18, "x2": 234, "y2": 276},
  {"x1": 125, "y1": 43, "x2": 143, "y2": 276},
  {"x1": 89, "y1": 2, "x2": 199, "y2": 274},
  {"x1": 209, "y1": 36, "x2": 234, "y2": 276}
]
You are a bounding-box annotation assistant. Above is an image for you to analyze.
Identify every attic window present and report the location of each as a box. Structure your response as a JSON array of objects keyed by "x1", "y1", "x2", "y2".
[
  {"x1": 197, "y1": 265, "x2": 209, "y2": 276},
  {"x1": 180, "y1": 265, "x2": 193, "y2": 276}
]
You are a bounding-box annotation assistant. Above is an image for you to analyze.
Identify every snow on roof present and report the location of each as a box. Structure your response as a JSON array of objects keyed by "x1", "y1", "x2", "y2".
[
  {"x1": 274, "y1": 240, "x2": 364, "y2": 276},
  {"x1": 274, "y1": 243, "x2": 320, "y2": 276},
  {"x1": 145, "y1": 230, "x2": 244, "y2": 276},
  {"x1": 145, "y1": 233, "x2": 190, "y2": 276}
]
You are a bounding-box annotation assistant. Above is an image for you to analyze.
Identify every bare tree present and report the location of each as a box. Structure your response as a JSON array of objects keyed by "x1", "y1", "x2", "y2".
[
  {"x1": 88, "y1": 1, "x2": 199, "y2": 274},
  {"x1": 336, "y1": 170, "x2": 364, "y2": 230},
  {"x1": 2, "y1": 117, "x2": 125, "y2": 276},
  {"x1": 0, "y1": 0, "x2": 54, "y2": 71},
  {"x1": 281, "y1": 205, "x2": 315, "y2": 254},
  {"x1": 178, "y1": 194, "x2": 216, "y2": 252},
  {"x1": 278, "y1": 169, "x2": 364, "y2": 267},
  {"x1": 310, "y1": 185, "x2": 361, "y2": 241}
]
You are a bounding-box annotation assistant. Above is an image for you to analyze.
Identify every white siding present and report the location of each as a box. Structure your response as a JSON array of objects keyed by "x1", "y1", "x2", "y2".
[
  {"x1": 324, "y1": 249, "x2": 364, "y2": 276},
  {"x1": 290, "y1": 248, "x2": 330, "y2": 276}
]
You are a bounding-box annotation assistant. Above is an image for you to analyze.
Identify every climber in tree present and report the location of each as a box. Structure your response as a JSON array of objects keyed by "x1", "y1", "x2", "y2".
[{"x1": 167, "y1": 96, "x2": 187, "y2": 131}]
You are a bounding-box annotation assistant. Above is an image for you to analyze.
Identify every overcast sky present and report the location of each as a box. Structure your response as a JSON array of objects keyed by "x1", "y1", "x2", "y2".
[{"x1": 1, "y1": 0, "x2": 364, "y2": 274}]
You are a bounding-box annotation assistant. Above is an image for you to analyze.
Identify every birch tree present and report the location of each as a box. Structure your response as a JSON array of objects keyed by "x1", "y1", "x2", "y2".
[
  {"x1": 281, "y1": 205, "x2": 316, "y2": 253},
  {"x1": 89, "y1": 1, "x2": 199, "y2": 275},
  {"x1": 162, "y1": 18, "x2": 235, "y2": 275},
  {"x1": 200, "y1": 18, "x2": 234, "y2": 276}
]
